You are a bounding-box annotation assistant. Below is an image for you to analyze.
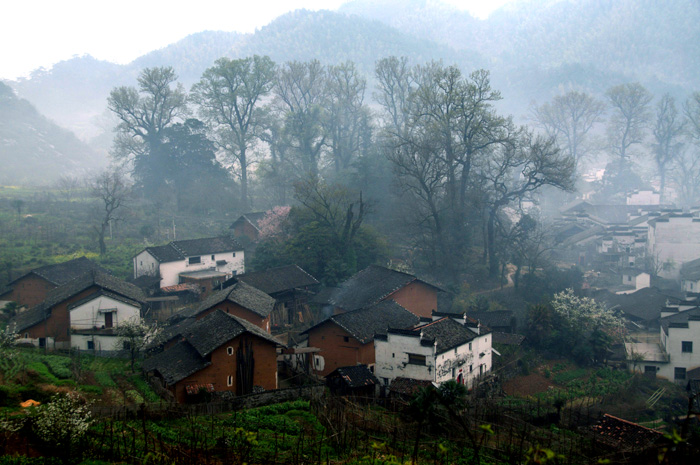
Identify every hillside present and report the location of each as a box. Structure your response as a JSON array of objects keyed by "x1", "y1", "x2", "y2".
[
  {"x1": 0, "y1": 83, "x2": 104, "y2": 184},
  {"x1": 4, "y1": 0, "x2": 699, "y2": 154}
]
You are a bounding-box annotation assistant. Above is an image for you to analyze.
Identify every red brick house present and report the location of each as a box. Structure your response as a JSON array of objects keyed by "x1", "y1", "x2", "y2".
[
  {"x1": 304, "y1": 300, "x2": 419, "y2": 377},
  {"x1": 11, "y1": 270, "x2": 146, "y2": 350},
  {"x1": 229, "y1": 212, "x2": 267, "y2": 243},
  {"x1": 233, "y1": 265, "x2": 320, "y2": 330},
  {"x1": 170, "y1": 280, "x2": 276, "y2": 332},
  {"x1": 329, "y1": 265, "x2": 442, "y2": 318},
  {"x1": 0, "y1": 257, "x2": 109, "y2": 308},
  {"x1": 143, "y1": 310, "x2": 283, "y2": 402}
]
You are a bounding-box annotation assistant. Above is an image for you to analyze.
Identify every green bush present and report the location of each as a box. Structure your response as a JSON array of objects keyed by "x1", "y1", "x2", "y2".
[
  {"x1": 94, "y1": 372, "x2": 116, "y2": 387},
  {"x1": 43, "y1": 355, "x2": 72, "y2": 379}
]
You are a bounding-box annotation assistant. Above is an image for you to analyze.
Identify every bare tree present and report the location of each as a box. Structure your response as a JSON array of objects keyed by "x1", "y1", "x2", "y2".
[
  {"x1": 324, "y1": 62, "x2": 371, "y2": 173},
  {"x1": 651, "y1": 94, "x2": 685, "y2": 201},
  {"x1": 273, "y1": 60, "x2": 327, "y2": 177},
  {"x1": 531, "y1": 90, "x2": 605, "y2": 171},
  {"x1": 684, "y1": 91, "x2": 700, "y2": 143},
  {"x1": 606, "y1": 82, "x2": 652, "y2": 163},
  {"x1": 89, "y1": 170, "x2": 130, "y2": 255},
  {"x1": 108, "y1": 67, "x2": 188, "y2": 189},
  {"x1": 482, "y1": 134, "x2": 575, "y2": 277},
  {"x1": 55, "y1": 175, "x2": 81, "y2": 202},
  {"x1": 191, "y1": 56, "x2": 276, "y2": 207}
]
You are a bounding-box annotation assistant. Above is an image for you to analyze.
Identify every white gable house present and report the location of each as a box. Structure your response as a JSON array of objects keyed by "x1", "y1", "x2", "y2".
[
  {"x1": 134, "y1": 236, "x2": 245, "y2": 288},
  {"x1": 70, "y1": 292, "x2": 142, "y2": 351},
  {"x1": 374, "y1": 315, "x2": 493, "y2": 389}
]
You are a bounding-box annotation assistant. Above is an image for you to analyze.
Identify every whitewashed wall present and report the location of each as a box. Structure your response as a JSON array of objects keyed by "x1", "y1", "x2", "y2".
[
  {"x1": 137, "y1": 250, "x2": 246, "y2": 288},
  {"x1": 648, "y1": 217, "x2": 700, "y2": 278},
  {"x1": 69, "y1": 295, "x2": 140, "y2": 330},
  {"x1": 658, "y1": 320, "x2": 700, "y2": 381}
]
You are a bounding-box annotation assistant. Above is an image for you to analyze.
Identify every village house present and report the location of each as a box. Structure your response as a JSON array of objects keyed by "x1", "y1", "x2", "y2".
[
  {"x1": 647, "y1": 213, "x2": 700, "y2": 278},
  {"x1": 11, "y1": 270, "x2": 146, "y2": 351},
  {"x1": 304, "y1": 300, "x2": 420, "y2": 377},
  {"x1": 374, "y1": 314, "x2": 493, "y2": 389},
  {"x1": 133, "y1": 236, "x2": 244, "y2": 288},
  {"x1": 625, "y1": 297, "x2": 700, "y2": 381},
  {"x1": 143, "y1": 309, "x2": 283, "y2": 403},
  {"x1": 169, "y1": 280, "x2": 276, "y2": 332},
  {"x1": 229, "y1": 212, "x2": 267, "y2": 243},
  {"x1": 680, "y1": 258, "x2": 700, "y2": 293},
  {"x1": 329, "y1": 265, "x2": 442, "y2": 318},
  {"x1": 0, "y1": 257, "x2": 109, "y2": 308},
  {"x1": 231, "y1": 265, "x2": 320, "y2": 330},
  {"x1": 325, "y1": 364, "x2": 378, "y2": 397}
]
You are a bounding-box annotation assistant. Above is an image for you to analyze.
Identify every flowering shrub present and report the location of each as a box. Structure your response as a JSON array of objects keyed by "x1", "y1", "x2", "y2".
[
  {"x1": 32, "y1": 392, "x2": 93, "y2": 450},
  {"x1": 256, "y1": 206, "x2": 291, "y2": 239}
]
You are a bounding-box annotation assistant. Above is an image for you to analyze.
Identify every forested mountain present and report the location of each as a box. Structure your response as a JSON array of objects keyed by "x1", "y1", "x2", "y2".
[
  {"x1": 3, "y1": 0, "x2": 697, "y2": 177},
  {"x1": 0, "y1": 83, "x2": 103, "y2": 184}
]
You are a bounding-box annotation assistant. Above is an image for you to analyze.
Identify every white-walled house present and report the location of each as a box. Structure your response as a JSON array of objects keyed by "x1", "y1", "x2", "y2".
[
  {"x1": 374, "y1": 316, "x2": 492, "y2": 389},
  {"x1": 617, "y1": 270, "x2": 651, "y2": 295},
  {"x1": 627, "y1": 190, "x2": 661, "y2": 206},
  {"x1": 680, "y1": 258, "x2": 700, "y2": 293},
  {"x1": 647, "y1": 214, "x2": 700, "y2": 278},
  {"x1": 133, "y1": 236, "x2": 244, "y2": 288},
  {"x1": 626, "y1": 302, "x2": 700, "y2": 382},
  {"x1": 69, "y1": 292, "x2": 142, "y2": 351}
]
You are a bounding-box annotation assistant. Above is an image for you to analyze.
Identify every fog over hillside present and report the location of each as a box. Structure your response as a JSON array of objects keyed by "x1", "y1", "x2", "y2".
[{"x1": 1, "y1": 0, "x2": 697, "y2": 182}]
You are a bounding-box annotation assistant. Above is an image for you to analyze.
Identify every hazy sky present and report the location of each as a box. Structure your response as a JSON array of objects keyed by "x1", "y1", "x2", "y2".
[{"x1": 2, "y1": 0, "x2": 510, "y2": 81}]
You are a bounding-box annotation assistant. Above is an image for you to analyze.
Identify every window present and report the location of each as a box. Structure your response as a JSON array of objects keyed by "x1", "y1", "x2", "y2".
[
  {"x1": 227, "y1": 346, "x2": 234, "y2": 356},
  {"x1": 104, "y1": 312, "x2": 113, "y2": 328},
  {"x1": 682, "y1": 341, "x2": 693, "y2": 353},
  {"x1": 189, "y1": 256, "x2": 201, "y2": 265},
  {"x1": 454, "y1": 347, "x2": 458, "y2": 354},
  {"x1": 211, "y1": 255, "x2": 215, "y2": 260},
  {"x1": 87, "y1": 340, "x2": 94, "y2": 350},
  {"x1": 469, "y1": 364, "x2": 473, "y2": 373},
  {"x1": 675, "y1": 367, "x2": 687, "y2": 380},
  {"x1": 644, "y1": 365, "x2": 656, "y2": 374},
  {"x1": 407, "y1": 353, "x2": 426, "y2": 365},
  {"x1": 227, "y1": 375, "x2": 233, "y2": 387},
  {"x1": 343, "y1": 336, "x2": 349, "y2": 343},
  {"x1": 38, "y1": 338, "x2": 46, "y2": 348},
  {"x1": 627, "y1": 275, "x2": 632, "y2": 282},
  {"x1": 469, "y1": 342, "x2": 472, "y2": 350},
  {"x1": 383, "y1": 377, "x2": 389, "y2": 386},
  {"x1": 232, "y1": 252, "x2": 236, "y2": 258},
  {"x1": 392, "y1": 353, "x2": 395, "y2": 358}
]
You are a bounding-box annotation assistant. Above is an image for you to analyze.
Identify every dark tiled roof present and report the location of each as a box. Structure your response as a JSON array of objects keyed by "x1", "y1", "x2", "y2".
[
  {"x1": 596, "y1": 287, "x2": 683, "y2": 323},
  {"x1": 144, "y1": 236, "x2": 243, "y2": 263},
  {"x1": 681, "y1": 258, "x2": 700, "y2": 281},
  {"x1": 413, "y1": 317, "x2": 479, "y2": 354},
  {"x1": 142, "y1": 341, "x2": 209, "y2": 385},
  {"x1": 493, "y1": 332, "x2": 525, "y2": 345},
  {"x1": 11, "y1": 271, "x2": 147, "y2": 332},
  {"x1": 181, "y1": 310, "x2": 282, "y2": 357},
  {"x1": 308, "y1": 300, "x2": 420, "y2": 344},
  {"x1": 174, "y1": 281, "x2": 276, "y2": 320},
  {"x1": 66, "y1": 290, "x2": 143, "y2": 311},
  {"x1": 389, "y1": 377, "x2": 434, "y2": 396},
  {"x1": 11, "y1": 257, "x2": 110, "y2": 286},
  {"x1": 327, "y1": 365, "x2": 378, "y2": 388},
  {"x1": 230, "y1": 212, "x2": 267, "y2": 231},
  {"x1": 143, "y1": 310, "x2": 283, "y2": 385},
  {"x1": 592, "y1": 414, "x2": 664, "y2": 450},
  {"x1": 236, "y1": 265, "x2": 319, "y2": 295},
  {"x1": 330, "y1": 265, "x2": 440, "y2": 312},
  {"x1": 466, "y1": 311, "x2": 515, "y2": 329},
  {"x1": 661, "y1": 307, "x2": 700, "y2": 333}
]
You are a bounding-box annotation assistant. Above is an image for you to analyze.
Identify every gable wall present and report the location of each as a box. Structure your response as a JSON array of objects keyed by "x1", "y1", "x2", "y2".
[
  {"x1": 172, "y1": 334, "x2": 277, "y2": 403},
  {"x1": 387, "y1": 282, "x2": 437, "y2": 318},
  {"x1": 134, "y1": 250, "x2": 160, "y2": 281},
  {"x1": 197, "y1": 301, "x2": 271, "y2": 333},
  {"x1": 23, "y1": 285, "x2": 99, "y2": 347},
  {"x1": 307, "y1": 321, "x2": 374, "y2": 376},
  {"x1": 4, "y1": 275, "x2": 55, "y2": 308},
  {"x1": 232, "y1": 220, "x2": 260, "y2": 243},
  {"x1": 69, "y1": 295, "x2": 140, "y2": 330}
]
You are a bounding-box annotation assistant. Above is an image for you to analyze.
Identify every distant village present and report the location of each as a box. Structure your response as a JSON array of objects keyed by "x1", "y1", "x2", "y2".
[{"x1": 3, "y1": 183, "x2": 700, "y2": 406}]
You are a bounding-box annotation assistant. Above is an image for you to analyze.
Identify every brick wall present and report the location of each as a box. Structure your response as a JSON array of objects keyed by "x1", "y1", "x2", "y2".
[
  {"x1": 388, "y1": 282, "x2": 437, "y2": 318},
  {"x1": 307, "y1": 320, "x2": 374, "y2": 376},
  {"x1": 24, "y1": 285, "x2": 100, "y2": 344},
  {"x1": 172, "y1": 333, "x2": 278, "y2": 403},
  {"x1": 197, "y1": 301, "x2": 271, "y2": 332},
  {"x1": 4, "y1": 274, "x2": 55, "y2": 308}
]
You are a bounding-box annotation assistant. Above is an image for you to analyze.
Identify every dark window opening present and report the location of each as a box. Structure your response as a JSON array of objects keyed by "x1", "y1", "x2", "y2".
[
  {"x1": 682, "y1": 341, "x2": 693, "y2": 353},
  {"x1": 211, "y1": 255, "x2": 215, "y2": 260},
  {"x1": 189, "y1": 256, "x2": 201, "y2": 265},
  {"x1": 38, "y1": 337, "x2": 46, "y2": 348},
  {"x1": 104, "y1": 312, "x2": 113, "y2": 328},
  {"x1": 675, "y1": 367, "x2": 686, "y2": 380},
  {"x1": 87, "y1": 340, "x2": 95, "y2": 350},
  {"x1": 343, "y1": 336, "x2": 349, "y2": 343},
  {"x1": 408, "y1": 353, "x2": 426, "y2": 365}
]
